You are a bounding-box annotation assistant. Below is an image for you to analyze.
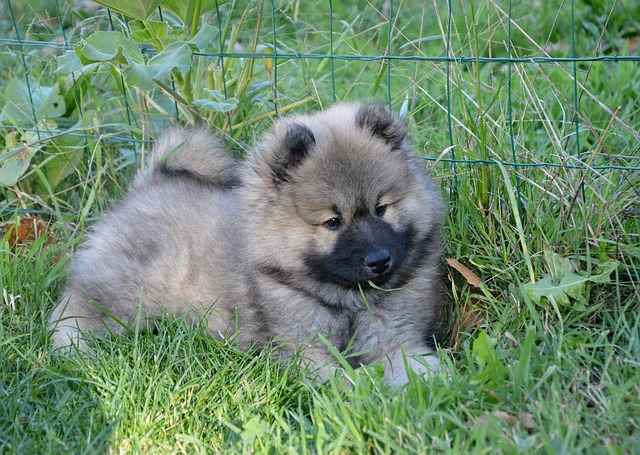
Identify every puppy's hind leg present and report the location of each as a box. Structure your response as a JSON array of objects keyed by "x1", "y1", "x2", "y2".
[{"x1": 48, "y1": 290, "x2": 116, "y2": 353}]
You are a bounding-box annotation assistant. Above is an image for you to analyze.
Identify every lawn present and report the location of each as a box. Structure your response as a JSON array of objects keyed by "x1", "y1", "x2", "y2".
[{"x1": 1, "y1": 0, "x2": 639, "y2": 453}]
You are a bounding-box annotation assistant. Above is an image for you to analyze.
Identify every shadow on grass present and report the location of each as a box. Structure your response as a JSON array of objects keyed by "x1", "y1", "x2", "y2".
[{"x1": 0, "y1": 344, "x2": 114, "y2": 453}]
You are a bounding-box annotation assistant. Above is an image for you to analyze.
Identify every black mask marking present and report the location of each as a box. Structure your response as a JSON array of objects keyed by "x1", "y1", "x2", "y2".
[{"x1": 304, "y1": 218, "x2": 415, "y2": 288}]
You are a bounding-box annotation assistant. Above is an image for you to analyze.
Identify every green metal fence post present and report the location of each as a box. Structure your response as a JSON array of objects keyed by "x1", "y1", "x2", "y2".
[
  {"x1": 445, "y1": 0, "x2": 458, "y2": 202},
  {"x1": 507, "y1": 0, "x2": 525, "y2": 216},
  {"x1": 5, "y1": 0, "x2": 41, "y2": 140}
]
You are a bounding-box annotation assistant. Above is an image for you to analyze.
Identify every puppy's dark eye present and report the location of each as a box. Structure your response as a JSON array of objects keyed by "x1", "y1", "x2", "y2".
[
  {"x1": 375, "y1": 204, "x2": 387, "y2": 217},
  {"x1": 324, "y1": 217, "x2": 342, "y2": 231}
]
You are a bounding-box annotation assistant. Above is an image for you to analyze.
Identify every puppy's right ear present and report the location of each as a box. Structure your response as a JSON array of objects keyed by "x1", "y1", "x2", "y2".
[
  {"x1": 356, "y1": 103, "x2": 406, "y2": 149},
  {"x1": 269, "y1": 122, "x2": 316, "y2": 184}
]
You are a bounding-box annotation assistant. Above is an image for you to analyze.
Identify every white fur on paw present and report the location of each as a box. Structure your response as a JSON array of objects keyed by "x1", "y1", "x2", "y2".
[
  {"x1": 384, "y1": 353, "x2": 440, "y2": 388},
  {"x1": 51, "y1": 324, "x2": 84, "y2": 352}
]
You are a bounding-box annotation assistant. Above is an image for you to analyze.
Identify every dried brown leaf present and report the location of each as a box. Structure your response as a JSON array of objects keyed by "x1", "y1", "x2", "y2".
[
  {"x1": 519, "y1": 412, "x2": 535, "y2": 431},
  {"x1": 493, "y1": 411, "x2": 518, "y2": 426},
  {"x1": 446, "y1": 258, "x2": 482, "y2": 287},
  {"x1": 477, "y1": 411, "x2": 536, "y2": 431},
  {"x1": 4, "y1": 216, "x2": 49, "y2": 248}
]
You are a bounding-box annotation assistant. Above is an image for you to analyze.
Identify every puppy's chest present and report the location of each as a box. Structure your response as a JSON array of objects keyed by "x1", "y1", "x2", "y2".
[{"x1": 256, "y1": 284, "x2": 353, "y2": 345}]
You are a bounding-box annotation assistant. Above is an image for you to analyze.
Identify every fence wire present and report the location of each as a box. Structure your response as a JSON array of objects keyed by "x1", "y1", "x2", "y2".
[{"x1": 1, "y1": 0, "x2": 639, "y2": 211}]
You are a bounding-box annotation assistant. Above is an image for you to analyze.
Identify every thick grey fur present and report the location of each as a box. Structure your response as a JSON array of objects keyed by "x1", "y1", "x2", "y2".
[{"x1": 49, "y1": 103, "x2": 445, "y2": 387}]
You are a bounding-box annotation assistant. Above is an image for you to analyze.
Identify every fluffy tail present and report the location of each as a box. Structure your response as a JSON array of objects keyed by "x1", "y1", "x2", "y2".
[{"x1": 135, "y1": 127, "x2": 239, "y2": 188}]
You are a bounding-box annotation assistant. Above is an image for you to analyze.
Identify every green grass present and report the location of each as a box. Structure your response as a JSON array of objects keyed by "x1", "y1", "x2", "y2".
[{"x1": 1, "y1": 0, "x2": 639, "y2": 453}]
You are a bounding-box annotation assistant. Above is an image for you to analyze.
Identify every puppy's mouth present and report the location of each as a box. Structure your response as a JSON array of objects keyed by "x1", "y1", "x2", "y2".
[
  {"x1": 324, "y1": 271, "x2": 394, "y2": 289},
  {"x1": 349, "y1": 268, "x2": 395, "y2": 289},
  {"x1": 367, "y1": 273, "x2": 393, "y2": 287}
]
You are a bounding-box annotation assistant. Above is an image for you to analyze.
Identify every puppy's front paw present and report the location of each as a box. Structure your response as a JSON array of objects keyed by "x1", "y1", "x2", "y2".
[{"x1": 384, "y1": 352, "x2": 440, "y2": 388}]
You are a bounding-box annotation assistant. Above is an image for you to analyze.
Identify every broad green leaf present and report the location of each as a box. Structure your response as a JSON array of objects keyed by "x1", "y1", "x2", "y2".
[
  {"x1": 193, "y1": 89, "x2": 237, "y2": 112},
  {"x1": 472, "y1": 331, "x2": 506, "y2": 386},
  {"x1": 36, "y1": 125, "x2": 86, "y2": 192},
  {"x1": 239, "y1": 416, "x2": 269, "y2": 445},
  {"x1": 57, "y1": 52, "x2": 101, "y2": 80},
  {"x1": 78, "y1": 31, "x2": 122, "y2": 61},
  {"x1": 0, "y1": 145, "x2": 36, "y2": 187},
  {"x1": 93, "y1": 0, "x2": 161, "y2": 20},
  {"x1": 544, "y1": 249, "x2": 574, "y2": 282},
  {"x1": 40, "y1": 150, "x2": 83, "y2": 192},
  {"x1": 521, "y1": 276, "x2": 580, "y2": 306},
  {"x1": 148, "y1": 42, "x2": 192, "y2": 80},
  {"x1": 560, "y1": 272, "x2": 588, "y2": 302},
  {"x1": 588, "y1": 260, "x2": 619, "y2": 284},
  {"x1": 124, "y1": 63, "x2": 155, "y2": 90},
  {"x1": 160, "y1": 0, "x2": 221, "y2": 24},
  {"x1": 106, "y1": 32, "x2": 144, "y2": 64},
  {"x1": 78, "y1": 31, "x2": 144, "y2": 64},
  {"x1": 130, "y1": 20, "x2": 170, "y2": 48},
  {"x1": 0, "y1": 79, "x2": 65, "y2": 126},
  {"x1": 520, "y1": 251, "x2": 619, "y2": 306},
  {"x1": 473, "y1": 331, "x2": 500, "y2": 369},
  {"x1": 159, "y1": 0, "x2": 188, "y2": 23},
  {"x1": 189, "y1": 22, "x2": 218, "y2": 51},
  {"x1": 514, "y1": 326, "x2": 536, "y2": 391},
  {"x1": 55, "y1": 52, "x2": 83, "y2": 75}
]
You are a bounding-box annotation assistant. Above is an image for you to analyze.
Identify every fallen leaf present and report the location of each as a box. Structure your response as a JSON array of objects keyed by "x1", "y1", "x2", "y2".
[
  {"x1": 461, "y1": 307, "x2": 482, "y2": 331},
  {"x1": 493, "y1": 411, "x2": 518, "y2": 426},
  {"x1": 4, "y1": 216, "x2": 49, "y2": 248},
  {"x1": 449, "y1": 298, "x2": 484, "y2": 351},
  {"x1": 447, "y1": 258, "x2": 482, "y2": 287},
  {"x1": 518, "y1": 412, "x2": 535, "y2": 431},
  {"x1": 477, "y1": 410, "x2": 535, "y2": 431}
]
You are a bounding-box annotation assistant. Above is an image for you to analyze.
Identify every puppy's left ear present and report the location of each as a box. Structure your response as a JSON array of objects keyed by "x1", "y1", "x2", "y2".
[
  {"x1": 355, "y1": 103, "x2": 407, "y2": 149},
  {"x1": 283, "y1": 122, "x2": 315, "y2": 168},
  {"x1": 268, "y1": 122, "x2": 316, "y2": 184}
]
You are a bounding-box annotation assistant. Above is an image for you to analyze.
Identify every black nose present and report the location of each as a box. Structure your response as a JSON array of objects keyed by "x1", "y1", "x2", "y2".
[{"x1": 365, "y1": 249, "x2": 391, "y2": 275}]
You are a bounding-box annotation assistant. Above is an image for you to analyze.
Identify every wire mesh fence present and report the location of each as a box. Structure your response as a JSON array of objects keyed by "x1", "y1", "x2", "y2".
[{"x1": 1, "y1": 0, "x2": 639, "y2": 214}]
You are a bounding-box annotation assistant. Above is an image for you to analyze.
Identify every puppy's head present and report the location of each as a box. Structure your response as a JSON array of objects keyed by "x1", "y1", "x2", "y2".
[{"x1": 244, "y1": 102, "x2": 443, "y2": 292}]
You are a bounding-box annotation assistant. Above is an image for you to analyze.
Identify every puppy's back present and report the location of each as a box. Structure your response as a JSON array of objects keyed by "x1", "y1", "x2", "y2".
[
  {"x1": 135, "y1": 127, "x2": 240, "y2": 189},
  {"x1": 50, "y1": 128, "x2": 246, "y2": 351}
]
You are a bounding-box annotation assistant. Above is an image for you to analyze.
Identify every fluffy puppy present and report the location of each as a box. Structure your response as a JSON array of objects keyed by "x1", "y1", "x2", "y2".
[{"x1": 49, "y1": 103, "x2": 445, "y2": 387}]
